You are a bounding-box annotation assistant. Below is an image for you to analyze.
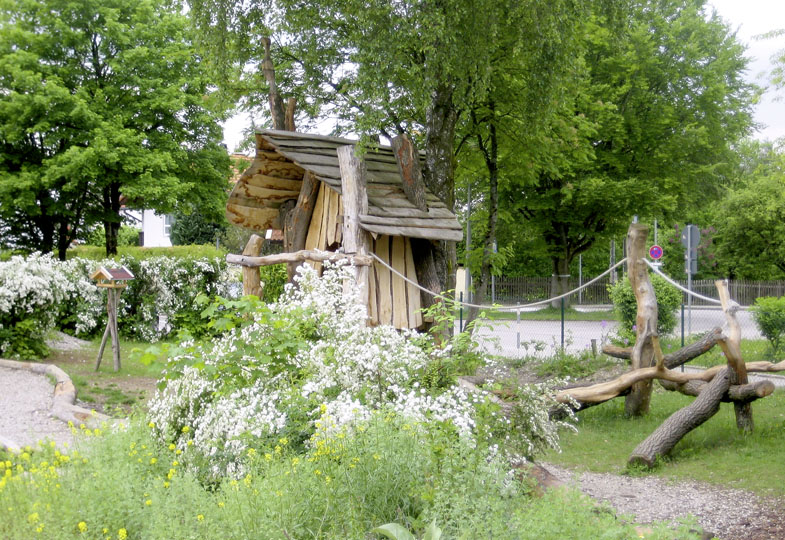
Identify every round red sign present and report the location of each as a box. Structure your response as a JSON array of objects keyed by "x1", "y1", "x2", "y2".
[{"x1": 649, "y1": 245, "x2": 663, "y2": 260}]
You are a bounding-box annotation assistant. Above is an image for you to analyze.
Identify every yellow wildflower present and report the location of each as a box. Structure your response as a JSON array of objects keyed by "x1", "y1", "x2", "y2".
[
  {"x1": 168, "y1": 443, "x2": 176, "y2": 451},
  {"x1": 181, "y1": 426, "x2": 190, "y2": 433},
  {"x1": 145, "y1": 499, "x2": 152, "y2": 506},
  {"x1": 118, "y1": 528, "x2": 128, "y2": 540},
  {"x1": 196, "y1": 514, "x2": 204, "y2": 522},
  {"x1": 78, "y1": 521, "x2": 88, "y2": 533}
]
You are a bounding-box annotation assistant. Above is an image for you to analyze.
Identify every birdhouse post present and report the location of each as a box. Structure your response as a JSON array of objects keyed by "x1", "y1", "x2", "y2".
[{"x1": 90, "y1": 266, "x2": 134, "y2": 372}]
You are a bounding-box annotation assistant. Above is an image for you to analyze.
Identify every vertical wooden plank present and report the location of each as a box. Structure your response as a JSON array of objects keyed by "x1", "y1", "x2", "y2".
[
  {"x1": 337, "y1": 145, "x2": 370, "y2": 316},
  {"x1": 391, "y1": 235, "x2": 407, "y2": 328},
  {"x1": 335, "y1": 195, "x2": 343, "y2": 245},
  {"x1": 375, "y1": 235, "x2": 393, "y2": 326},
  {"x1": 110, "y1": 289, "x2": 121, "y2": 372},
  {"x1": 404, "y1": 237, "x2": 423, "y2": 328},
  {"x1": 242, "y1": 234, "x2": 265, "y2": 297},
  {"x1": 326, "y1": 187, "x2": 338, "y2": 247},
  {"x1": 305, "y1": 182, "x2": 326, "y2": 272},
  {"x1": 368, "y1": 248, "x2": 379, "y2": 325}
]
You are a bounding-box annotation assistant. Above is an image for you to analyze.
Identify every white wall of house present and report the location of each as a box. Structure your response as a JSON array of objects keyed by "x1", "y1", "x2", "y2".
[{"x1": 140, "y1": 210, "x2": 173, "y2": 247}]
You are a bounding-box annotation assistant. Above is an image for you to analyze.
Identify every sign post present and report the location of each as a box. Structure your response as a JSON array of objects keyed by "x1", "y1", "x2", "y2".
[{"x1": 681, "y1": 225, "x2": 700, "y2": 336}]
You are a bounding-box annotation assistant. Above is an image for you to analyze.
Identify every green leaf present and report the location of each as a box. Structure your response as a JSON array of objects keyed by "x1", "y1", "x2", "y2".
[
  {"x1": 371, "y1": 523, "x2": 417, "y2": 540},
  {"x1": 423, "y1": 521, "x2": 442, "y2": 540}
]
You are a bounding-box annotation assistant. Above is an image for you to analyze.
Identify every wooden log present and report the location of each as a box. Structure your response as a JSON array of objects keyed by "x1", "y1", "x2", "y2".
[
  {"x1": 391, "y1": 133, "x2": 428, "y2": 212},
  {"x1": 357, "y1": 222, "x2": 463, "y2": 242},
  {"x1": 242, "y1": 234, "x2": 265, "y2": 297},
  {"x1": 284, "y1": 171, "x2": 321, "y2": 279},
  {"x1": 359, "y1": 214, "x2": 462, "y2": 231},
  {"x1": 110, "y1": 288, "x2": 121, "y2": 372},
  {"x1": 602, "y1": 327, "x2": 723, "y2": 369},
  {"x1": 625, "y1": 224, "x2": 658, "y2": 416},
  {"x1": 629, "y1": 368, "x2": 732, "y2": 468},
  {"x1": 337, "y1": 145, "x2": 371, "y2": 315},
  {"x1": 227, "y1": 250, "x2": 372, "y2": 268},
  {"x1": 716, "y1": 279, "x2": 753, "y2": 432},
  {"x1": 659, "y1": 378, "x2": 774, "y2": 402}
]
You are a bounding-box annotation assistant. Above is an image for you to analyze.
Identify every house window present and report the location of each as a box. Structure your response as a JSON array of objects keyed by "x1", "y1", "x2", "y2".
[{"x1": 164, "y1": 214, "x2": 174, "y2": 236}]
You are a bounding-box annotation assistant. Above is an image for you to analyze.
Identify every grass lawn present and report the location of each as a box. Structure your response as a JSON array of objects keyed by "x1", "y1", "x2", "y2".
[
  {"x1": 545, "y1": 387, "x2": 785, "y2": 497},
  {"x1": 42, "y1": 334, "x2": 168, "y2": 415}
]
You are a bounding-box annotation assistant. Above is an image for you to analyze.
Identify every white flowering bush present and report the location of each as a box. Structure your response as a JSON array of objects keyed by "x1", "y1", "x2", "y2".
[
  {"x1": 148, "y1": 262, "x2": 573, "y2": 481},
  {"x1": 0, "y1": 253, "x2": 236, "y2": 354},
  {"x1": 0, "y1": 253, "x2": 72, "y2": 358}
]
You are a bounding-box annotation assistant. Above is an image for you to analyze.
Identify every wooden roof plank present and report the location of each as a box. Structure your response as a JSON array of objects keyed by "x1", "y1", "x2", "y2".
[
  {"x1": 360, "y1": 223, "x2": 463, "y2": 242},
  {"x1": 360, "y1": 214, "x2": 463, "y2": 231}
]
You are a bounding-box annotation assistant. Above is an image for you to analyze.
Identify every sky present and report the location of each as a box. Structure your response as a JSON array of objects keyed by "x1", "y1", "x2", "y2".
[{"x1": 221, "y1": 1, "x2": 785, "y2": 152}]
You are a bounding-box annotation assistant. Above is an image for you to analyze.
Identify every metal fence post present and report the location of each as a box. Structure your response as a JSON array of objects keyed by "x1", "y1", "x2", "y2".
[
  {"x1": 680, "y1": 303, "x2": 685, "y2": 372},
  {"x1": 561, "y1": 297, "x2": 565, "y2": 351}
]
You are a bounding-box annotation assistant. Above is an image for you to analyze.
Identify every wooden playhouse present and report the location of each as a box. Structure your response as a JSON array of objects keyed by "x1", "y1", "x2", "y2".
[{"x1": 226, "y1": 130, "x2": 463, "y2": 330}]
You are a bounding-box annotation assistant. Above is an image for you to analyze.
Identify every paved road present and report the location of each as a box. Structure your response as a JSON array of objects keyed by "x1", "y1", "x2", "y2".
[{"x1": 463, "y1": 306, "x2": 762, "y2": 358}]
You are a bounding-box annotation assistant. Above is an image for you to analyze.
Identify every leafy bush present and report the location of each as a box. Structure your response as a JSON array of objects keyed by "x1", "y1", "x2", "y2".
[
  {"x1": 751, "y1": 296, "x2": 785, "y2": 354},
  {"x1": 147, "y1": 263, "x2": 574, "y2": 482},
  {"x1": 258, "y1": 263, "x2": 288, "y2": 302},
  {"x1": 608, "y1": 275, "x2": 682, "y2": 341}
]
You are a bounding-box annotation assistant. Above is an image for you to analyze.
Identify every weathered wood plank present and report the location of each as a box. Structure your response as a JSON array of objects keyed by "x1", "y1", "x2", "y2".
[
  {"x1": 366, "y1": 205, "x2": 455, "y2": 220},
  {"x1": 360, "y1": 223, "x2": 463, "y2": 242},
  {"x1": 368, "y1": 261, "x2": 379, "y2": 325},
  {"x1": 235, "y1": 183, "x2": 301, "y2": 202},
  {"x1": 245, "y1": 173, "x2": 302, "y2": 192},
  {"x1": 391, "y1": 236, "x2": 408, "y2": 328},
  {"x1": 368, "y1": 196, "x2": 447, "y2": 210},
  {"x1": 256, "y1": 159, "x2": 305, "y2": 180},
  {"x1": 326, "y1": 186, "x2": 339, "y2": 247},
  {"x1": 273, "y1": 143, "x2": 403, "y2": 166},
  {"x1": 404, "y1": 237, "x2": 423, "y2": 328},
  {"x1": 225, "y1": 204, "x2": 279, "y2": 231},
  {"x1": 360, "y1": 214, "x2": 462, "y2": 231},
  {"x1": 375, "y1": 235, "x2": 393, "y2": 326}
]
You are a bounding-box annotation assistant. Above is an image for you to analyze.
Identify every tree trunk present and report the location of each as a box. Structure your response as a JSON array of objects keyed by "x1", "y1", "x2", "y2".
[
  {"x1": 629, "y1": 367, "x2": 731, "y2": 468},
  {"x1": 241, "y1": 234, "x2": 265, "y2": 297},
  {"x1": 410, "y1": 237, "x2": 442, "y2": 331},
  {"x1": 625, "y1": 223, "x2": 657, "y2": 417},
  {"x1": 422, "y1": 81, "x2": 458, "y2": 309},
  {"x1": 262, "y1": 37, "x2": 286, "y2": 130},
  {"x1": 603, "y1": 327, "x2": 724, "y2": 369},
  {"x1": 103, "y1": 182, "x2": 121, "y2": 256},
  {"x1": 550, "y1": 256, "x2": 571, "y2": 309},
  {"x1": 391, "y1": 133, "x2": 428, "y2": 212},
  {"x1": 57, "y1": 220, "x2": 70, "y2": 261},
  {"x1": 466, "y1": 120, "x2": 498, "y2": 328}
]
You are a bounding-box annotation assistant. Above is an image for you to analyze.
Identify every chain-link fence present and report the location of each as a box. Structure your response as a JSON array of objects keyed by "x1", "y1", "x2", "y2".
[{"x1": 461, "y1": 273, "x2": 780, "y2": 362}]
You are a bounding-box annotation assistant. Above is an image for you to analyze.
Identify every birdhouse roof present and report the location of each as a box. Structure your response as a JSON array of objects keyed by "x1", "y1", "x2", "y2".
[
  {"x1": 226, "y1": 130, "x2": 462, "y2": 242},
  {"x1": 90, "y1": 266, "x2": 135, "y2": 281}
]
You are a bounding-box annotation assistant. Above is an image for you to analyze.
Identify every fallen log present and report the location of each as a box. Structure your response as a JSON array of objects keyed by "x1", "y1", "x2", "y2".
[
  {"x1": 659, "y1": 378, "x2": 774, "y2": 403},
  {"x1": 602, "y1": 327, "x2": 723, "y2": 369},
  {"x1": 629, "y1": 368, "x2": 731, "y2": 468},
  {"x1": 227, "y1": 250, "x2": 373, "y2": 268}
]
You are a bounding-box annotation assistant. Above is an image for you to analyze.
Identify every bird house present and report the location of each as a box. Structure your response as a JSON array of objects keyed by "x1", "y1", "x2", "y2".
[{"x1": 90, "y1": 266, "x2": 135, "y2": 289}]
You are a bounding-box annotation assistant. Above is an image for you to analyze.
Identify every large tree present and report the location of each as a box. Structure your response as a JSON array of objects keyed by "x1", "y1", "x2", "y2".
[
  {"x1": 499, "y1": 0, "x2": 756, "y2": 303},
  {"x1": 188, "y1": 0, "x2": 592, "y2": 300},
  {"x1": 0, "y1": 0, "x2": 230, "y2": 258}
]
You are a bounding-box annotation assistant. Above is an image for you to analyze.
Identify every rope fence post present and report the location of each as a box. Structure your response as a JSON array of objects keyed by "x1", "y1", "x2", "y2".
[{"x1": 561, "y1": 297, "x2": 565, "y2": 351}]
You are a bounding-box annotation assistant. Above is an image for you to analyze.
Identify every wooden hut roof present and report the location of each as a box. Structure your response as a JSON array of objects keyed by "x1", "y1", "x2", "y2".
[{"x1": 226, "y1": 130, "x2": 463, "y2": 242}]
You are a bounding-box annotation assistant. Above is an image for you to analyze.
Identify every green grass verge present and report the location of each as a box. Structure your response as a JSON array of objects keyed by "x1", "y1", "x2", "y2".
[
  {"x1": 545, "y1": 388, "x2": 785, "y2": 497},
  {"x1": 659, "y1": 336, "x2": 777, "y2": 366}
]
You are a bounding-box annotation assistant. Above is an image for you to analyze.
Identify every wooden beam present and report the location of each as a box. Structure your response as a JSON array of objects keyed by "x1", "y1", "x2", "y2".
[
  {"x1": 392, "y1": 133, "x2": 428, "y2": 212},
  {"x1": 716, "y1": 279, "x2": 753, "y2": 431},
  {"x1": 283, "y1": 170, "x2": 321, "y2": 279},
  {"x1": 359, "y1": 214, "x2": 463, "y2": 231},
  {"x1": 242, "y1": 234, "x2": 265, "y2": 297},
  {"x1": 227, "y1": 250, "x2": 372, "y2": 267},
  {"x1": 337, "y1": 145, "x2": 371, "y2": 314},
  {"x1": 359, "y1": 223, "x2": 463, "y2": 242}
]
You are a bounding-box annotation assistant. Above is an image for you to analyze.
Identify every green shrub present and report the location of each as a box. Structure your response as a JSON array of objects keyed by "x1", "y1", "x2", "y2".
[
  {"x1": 751, "y1": 296, "x2": 785, "y2": 354},
  {"x1": 608, "y1": 275, "x2": 682, "y2": 341},
  {"x1": 258, "y1": 263, "x2": 288, "y2": 302},
  {"x1": 67, "y1": 244, "x2": 227, "y2": 261}
]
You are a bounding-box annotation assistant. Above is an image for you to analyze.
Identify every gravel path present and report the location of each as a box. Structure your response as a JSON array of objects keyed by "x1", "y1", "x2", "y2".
[
  {"x1": 542, "y1": 463, "x2": 785, "y2": 540},
  {"x1": 0, "y1": 366, "x2": 74, "y2": 449}
]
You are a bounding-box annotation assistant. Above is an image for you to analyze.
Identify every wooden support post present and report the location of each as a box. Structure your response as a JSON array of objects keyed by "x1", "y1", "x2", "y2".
[
  {"x1": 242, "y1": 234, "x2": 265, "y2": 297},
  {"x1": 283, "y1": 171, "x2": 320, "y2": 279},
  {"x1": 95, "y1": 286, "x2": 122, "y2": 372},
  {"x1": 625, "y1": 223, "x2": 658, "y2": 416},
  {"x1": 716, "y1": 279, "x2": 753, "y2": 432},
  {"x1": 337, "y1": 145, "x2": 370, "y2": 315}
]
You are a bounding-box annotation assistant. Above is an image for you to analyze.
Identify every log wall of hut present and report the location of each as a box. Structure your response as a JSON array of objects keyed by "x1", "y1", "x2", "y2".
[{"x1": 304, "y1": 182, "x2": 422, "y2": 329}]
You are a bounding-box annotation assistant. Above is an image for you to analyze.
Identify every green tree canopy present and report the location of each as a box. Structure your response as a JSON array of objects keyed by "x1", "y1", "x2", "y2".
[
  {"x1": 499, "y1": 0, "x2": 756, "y2": 291},
  {"x1": 0, "y1": 0, "x2": 231, "y2": 258}
]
